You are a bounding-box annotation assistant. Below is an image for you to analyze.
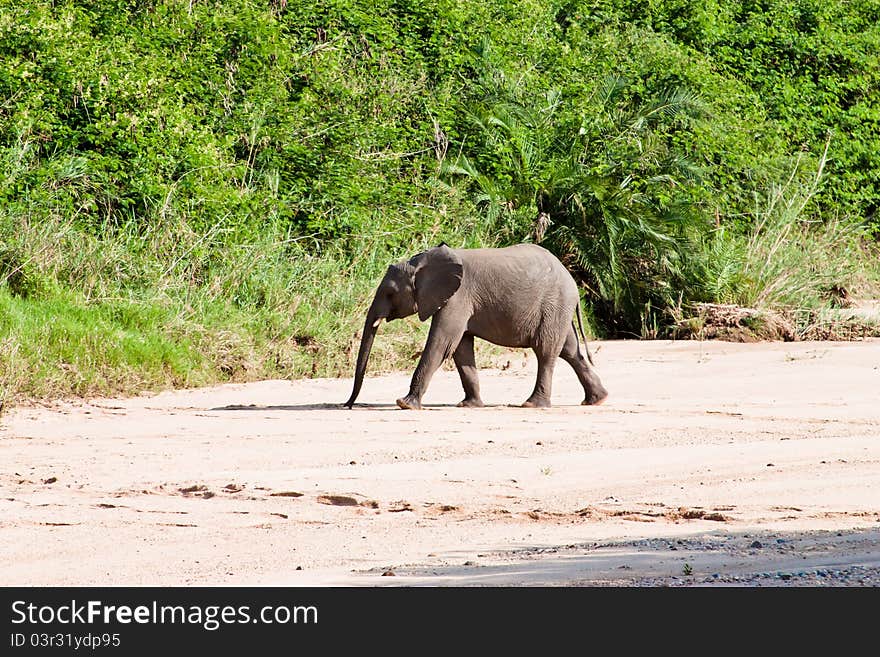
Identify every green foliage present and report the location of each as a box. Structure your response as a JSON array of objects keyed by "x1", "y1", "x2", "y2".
[
  {"x1": 1, "y1": 0, "x2": 879, "y2": 401},
  {"x1": 442, "y1": 44, "x2": 712, "y2": 335},
  {"x1": 566, "y1": 0, "x2": 880, "y2": 228},
  {"x1": 700, "y1": 142, "x2": 874, "y2": 311}
]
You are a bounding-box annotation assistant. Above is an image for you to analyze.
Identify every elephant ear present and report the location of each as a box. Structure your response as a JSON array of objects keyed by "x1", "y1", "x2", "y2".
[{"x1": 410, "y1": 244, "x2": 463, "y2": 321}]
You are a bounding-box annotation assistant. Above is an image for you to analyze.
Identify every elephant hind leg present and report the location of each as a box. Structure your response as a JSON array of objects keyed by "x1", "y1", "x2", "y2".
[
  {"x1": 560, "y1": 327, "x2": 608, "y2": 405},
  {"x1": 522, "y1": 341, "x2": 560, "y2": 408},
  {"x1": 453, "y1": 333, "x2": 484, "y2": 407}
]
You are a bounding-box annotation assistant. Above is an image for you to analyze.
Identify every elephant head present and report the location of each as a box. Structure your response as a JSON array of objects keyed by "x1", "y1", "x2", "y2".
[{"x1": 344, "y1": 244, "x2": 463, "y2": 408}]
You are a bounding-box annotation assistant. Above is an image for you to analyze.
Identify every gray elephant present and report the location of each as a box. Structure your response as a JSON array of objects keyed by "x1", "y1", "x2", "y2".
[{"x1": 344, "y1": 243, "x2": 608, "y2": 409}]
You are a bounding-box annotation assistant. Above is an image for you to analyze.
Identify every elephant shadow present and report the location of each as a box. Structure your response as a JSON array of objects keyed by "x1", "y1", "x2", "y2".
[
  {"x1": 209, "y1": 402, "x2": 506, "y2": 411},
  {"x1": 209, "y1": 403, "x2": 386, "y2": 411}
]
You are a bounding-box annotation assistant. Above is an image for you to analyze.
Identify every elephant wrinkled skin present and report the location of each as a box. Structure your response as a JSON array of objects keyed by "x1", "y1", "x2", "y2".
[{"x1": 344, "y1": 243, "x2": 608, "y2": 410}]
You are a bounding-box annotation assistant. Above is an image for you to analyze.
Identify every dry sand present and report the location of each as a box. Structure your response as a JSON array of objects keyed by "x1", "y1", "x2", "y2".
[{"x1": 1, "y1": 339, "x2": 879, "y2": 586}]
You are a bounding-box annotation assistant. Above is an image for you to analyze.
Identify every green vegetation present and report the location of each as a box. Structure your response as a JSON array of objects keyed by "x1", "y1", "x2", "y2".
[{"x1": 1, "y1": 1, "x2": 879, "y2": 402}]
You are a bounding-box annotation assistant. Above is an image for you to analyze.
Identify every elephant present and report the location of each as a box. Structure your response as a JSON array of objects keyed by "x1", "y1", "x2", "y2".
[{"x1": 343, "y1": 243, "x2": 608, "y2": 410}]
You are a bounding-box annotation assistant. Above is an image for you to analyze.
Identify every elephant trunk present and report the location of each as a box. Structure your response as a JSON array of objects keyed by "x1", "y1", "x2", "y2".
[{"x1": 343, "y1": 309, "x2": 381, "y2": 408}]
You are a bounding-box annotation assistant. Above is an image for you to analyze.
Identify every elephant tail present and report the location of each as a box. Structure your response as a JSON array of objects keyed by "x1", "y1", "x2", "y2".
[{"x1": 573, "y1": 300, "x2": 595, "y2": 366}]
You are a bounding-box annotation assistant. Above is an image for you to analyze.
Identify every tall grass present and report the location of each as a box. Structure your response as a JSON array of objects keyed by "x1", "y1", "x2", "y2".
[
  {"x1": 700, "y1": 140, "x2": 878, "y2": 314},
  {"x1": 0, "y1": 198, "x2": 479, "y2": 402}
]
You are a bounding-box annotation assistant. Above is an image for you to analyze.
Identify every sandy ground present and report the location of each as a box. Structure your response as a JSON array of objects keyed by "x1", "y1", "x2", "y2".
[{"x1": 1, "y1": 339, "x2": 879, "y2": 587}]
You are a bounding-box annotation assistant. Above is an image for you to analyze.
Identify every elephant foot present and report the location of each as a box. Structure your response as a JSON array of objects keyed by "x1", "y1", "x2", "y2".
[
  {"x1": 457, "y1": 397, "x2": 484, "y2": 408},
  {"x1": 521, "y1": 398, "x2": 551, "y2": 408},
  {"x1": 582, "y1": 387, "x2": 609, "y2": 406},
  {"x1": 396, "y1": 395, "x2": 423, "y2": 410}
]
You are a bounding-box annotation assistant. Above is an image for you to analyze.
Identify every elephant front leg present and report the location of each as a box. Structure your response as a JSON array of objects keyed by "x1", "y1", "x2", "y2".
[
  {"x1": 396, "y1": 323, "x2": 463, "y2": 410},
  {"x1": 453, "y1": 333, "x2": 483, "y2": 407}
]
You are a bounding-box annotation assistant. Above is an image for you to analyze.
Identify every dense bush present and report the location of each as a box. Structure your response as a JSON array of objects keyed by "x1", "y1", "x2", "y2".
[
  {"x1": 4, "y1": 1, "x2": 879, "y2": 237},
  {"x1": 1, "y1": 0, "x2": 878, "y2": 400}
]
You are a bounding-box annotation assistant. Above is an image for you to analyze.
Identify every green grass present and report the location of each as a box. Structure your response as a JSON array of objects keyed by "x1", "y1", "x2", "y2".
[
  {"x1": 694, "y1": 146, "x2": 880, "y2": 322},
  {"x1": 2, "y1": 183, "x2": 879, "y2": 404},
  {"x1": 0, "y1": 290, "x2": 204, "y2": 398},
  {"x1": 0, "y1": 206, "x2": 463, "y2": 403}
]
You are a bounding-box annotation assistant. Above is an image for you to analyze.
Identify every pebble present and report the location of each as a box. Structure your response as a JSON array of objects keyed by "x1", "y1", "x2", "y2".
[
  {"x1": 610, "y1": 564, "x2": 880, "y2": 587},
  {"x1": 561, "y1": 531, "x2": 880, "y2": 586}
]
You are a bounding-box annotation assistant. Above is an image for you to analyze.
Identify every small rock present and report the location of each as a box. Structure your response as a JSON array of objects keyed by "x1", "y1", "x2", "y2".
[
  {"x1": 750, "y1": 540, "x2": 763, "y2": 549},
  {"x1": 43, "y1": 477, "x2": 57, "y2": 485},
  {"x1": 381, "y1": 570, "x2": 395, "y2": 577}
]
